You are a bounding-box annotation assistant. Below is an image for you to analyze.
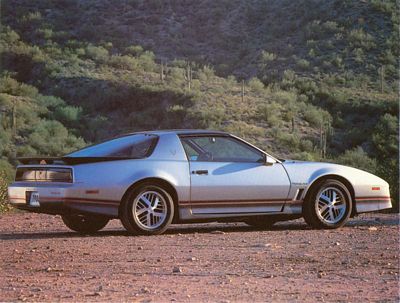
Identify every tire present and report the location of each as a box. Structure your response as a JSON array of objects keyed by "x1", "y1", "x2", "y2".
[
  {"x1": 120, "y1": 183, "x2": 174, "y2": 235},
  {"x1": 62, "y1": 214, "x2": 109, "y2": 234},
  {"x1": 303, "y1": 179, "x2": 352, "y2": 229},
  {"x1": 244, "y1": 216, "x2": 277, "y2": 229}
]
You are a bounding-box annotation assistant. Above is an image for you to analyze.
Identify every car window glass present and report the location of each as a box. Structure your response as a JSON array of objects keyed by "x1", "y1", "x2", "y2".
[
  {"x1": 181, "y1": 136, "x2": 263, "y2": 162},
  {"x1": 67, "y1": 134, "x2": 158, "y2": 158},
  {"x1": 181, "y1": 141, "x2": 200, "y2": 161}
]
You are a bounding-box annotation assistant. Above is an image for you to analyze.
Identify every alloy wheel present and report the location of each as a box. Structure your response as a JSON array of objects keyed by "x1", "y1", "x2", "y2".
[
  {"x1": 133, "y1": 190, "x2": 168, "y2": 230},
  {"x1": 315, "y1": 187, "x2": 347, "y2": 224}
]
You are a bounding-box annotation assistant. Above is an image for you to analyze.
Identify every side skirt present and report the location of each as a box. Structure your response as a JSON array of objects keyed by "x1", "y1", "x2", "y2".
[{"x1": 178, "y1": 199, "x2": 303, "y2": 220}]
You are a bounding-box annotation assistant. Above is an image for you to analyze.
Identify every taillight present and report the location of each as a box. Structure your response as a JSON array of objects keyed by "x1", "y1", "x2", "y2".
[{"x1": 15, "y1": 167, "x2": 73, "y2": 183}]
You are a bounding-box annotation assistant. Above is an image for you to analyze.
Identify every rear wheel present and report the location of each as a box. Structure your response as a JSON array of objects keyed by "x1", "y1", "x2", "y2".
[
  {"x1": 303, "y1": 179, "x2": 352, "y2": 229},
  {"x1": 62, "y1": 214, "x2": 109, "y2": 234},
  {"x1": 120, "y1": 183, "x2": 174, "y2": 235},
  {"x1": 244, "y1": 216, "x2": 277, "y2": 229}
]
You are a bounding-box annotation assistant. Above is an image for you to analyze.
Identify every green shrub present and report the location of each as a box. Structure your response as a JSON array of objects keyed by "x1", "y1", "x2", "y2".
[
  {"x1": 272, "y1": 90, "x2": 297, "y2": 104},
  {"x1": 0, "y1": 171, "x2": 12, "y2": 213},
  {"x1": 282, "y1": 69, "x2": 296, "y2": 87},
  {"x1": 380, "y1": 49, "x2": 397, "y2": 65},
  {"x1": 54, "y1": 106, "x2": 82, "y2": 124},
  {"x1": 299, "y1": 139, "x2": 314, "y2": 152},
  {"x1": 372, "y1": 108, "x2": 399, "y2": 212},
  {"x1": 322, "y1": 21, "x2": 340, "y2": 33},
  {"x1": 348, "y1": 28, "x2": 375, "y2": 50},
  {"x1": 21, "y1": 11, "x2": 42, "y2": 22},
  {"x1": 28, "y1": 120, "x2": 85, "y2": 155},
  {"x1": 37, "y1": 28, "x2": 53, "y2": 40},
  {"x1": 352, "y1": 48, "x2": 365, "y2": 63},
  {"x1": 276, "y1": 133, "x2": 300, "y2": 151},
  {"x1": 291, "y1": 151, "x2": 318, "y2": 161},
  {"x1": 223, "y1": 121, "x2": 265, "y2": 140},
  {"x1": 303, "y1": 105, "x2": 331, "y2": 127},
  {"x1": 85, "y1": 45, "x2": 109, "y2": 62},
  {"x1": 260, "y1": 51, "x2": 277, "y2": 62},
  {"x1": 336, "y1": 147, "x2": 377, "y2": 173},
  {"x1": 167, "y1": 67, "x2": 186, "y2": 86},
  {"x1": 0, "y1": 76, "x2": 38, "y2": 97},
  {"x1": 198, "y1": 65, "x2": 215, "y2": 82},
  {"x1": 371, "y1": 0, "x2": 395, "y2": 14},
  {"x1": 138, "y1": 51, "x2": 157, "y2": 72},
  {"x1": 296, "y1": 59, "x2": 310, "y2": 70},
  {"x1": 258, "y1": 102, "x2": 282, "y2": 127},
  {"x1": 259, "y1": 51, "x2": 276, "y2": 70},
  {"x1": 124, "y1": 45, "x2": 144, "y2": 57},
  {"x1": 0, "y1": 26, "x2": 20, "y2": 44},
  {"x1": 109, "y1": 55, "x2": 138, "y2": 70},
  {"x1": 248, "y1": 77, "x2": 265, "y2": 94}
]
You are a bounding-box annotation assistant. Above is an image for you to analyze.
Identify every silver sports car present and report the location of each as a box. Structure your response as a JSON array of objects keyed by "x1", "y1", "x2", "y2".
[{"x1": 8, "y1": 130, "x2": 391, "y2": 235}]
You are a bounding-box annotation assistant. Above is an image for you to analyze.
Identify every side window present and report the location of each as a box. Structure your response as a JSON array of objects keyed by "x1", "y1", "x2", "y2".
[
  {"x1": 181, "y1": 136, "x2": 264, "y2": 162},
  {"x1": 181, "y1": 141, "x2": 200, "y2": 161}
]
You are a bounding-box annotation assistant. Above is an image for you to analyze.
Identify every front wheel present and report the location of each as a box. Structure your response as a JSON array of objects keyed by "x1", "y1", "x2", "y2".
[
  {"x1": 303, "y1": 179, "x2": 352, "y2": 229},
  {"x1": 120, "y1": 183, "x2": 174, "y2": 235},
  {"x1": 62, "y1": 214, "x2": 109, "y2": 234}
]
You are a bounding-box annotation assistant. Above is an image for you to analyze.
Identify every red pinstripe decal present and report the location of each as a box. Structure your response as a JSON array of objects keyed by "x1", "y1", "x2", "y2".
[
  {"x1": 9, "y1": 196, "x2": 120, "y2": 205},
  {"x1": 41, "y1": 197, "x2": 119, "y2": 205},
  {"x1": 63, "y1": 199, "x2": 118, "y2": 205},
  {"x1": 355, "y1": 196, "x2": 391, "y2": 201},
  {"x1": 178, "y1": 199, "x2": 304, "y2": 207},
  {"x1": 181, "y1": 198, "x2": 288, "y2": 204}
]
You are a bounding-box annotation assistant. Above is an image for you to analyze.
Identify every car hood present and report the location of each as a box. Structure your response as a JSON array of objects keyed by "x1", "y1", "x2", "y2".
[{"x1": 281, "y1": 160, "x2": 388, "y2": 187}]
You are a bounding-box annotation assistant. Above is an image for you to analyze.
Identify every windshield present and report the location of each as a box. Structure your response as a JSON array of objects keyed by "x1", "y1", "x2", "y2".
[{"x1": 66, "y1": 134, "x2": 158, "y2": 158}]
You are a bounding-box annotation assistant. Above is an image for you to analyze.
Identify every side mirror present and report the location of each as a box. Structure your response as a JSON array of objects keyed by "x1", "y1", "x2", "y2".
[{"x1": 263, "y1": 154, "x2": 276, "y2": 166}]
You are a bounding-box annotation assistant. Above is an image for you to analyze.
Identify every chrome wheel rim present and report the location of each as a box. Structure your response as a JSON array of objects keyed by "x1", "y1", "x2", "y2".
[
  {"x1": 315, "y1": 187, "x2": 347, "y2": 224},
  {"x1": 133, "y1": 191, "x2": 167, "y2": 230}
]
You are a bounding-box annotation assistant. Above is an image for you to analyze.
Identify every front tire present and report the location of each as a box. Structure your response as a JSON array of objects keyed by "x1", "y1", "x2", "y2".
[
  {"x1": 62, "y1": 214, "x2": 109, "y2": 234},
  {"x1": 303, "y1": 179, "x2": 352, "y2": 229},
  {"x1": 120, "y1": 183, "x2": 174, "y2": 235}
]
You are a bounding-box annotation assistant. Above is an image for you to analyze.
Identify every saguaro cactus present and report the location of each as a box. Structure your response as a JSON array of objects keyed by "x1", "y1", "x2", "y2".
[
  {"x1": 241, "y1": 80, "x2": 245, "y2": 102},
  {"x1": 185, "y1": 62, "x2": 193, "y2": 91}
]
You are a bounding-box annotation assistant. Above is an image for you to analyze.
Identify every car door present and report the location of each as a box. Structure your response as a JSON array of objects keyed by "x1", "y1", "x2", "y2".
[{"x1": 179, "y1": 135, "x2": 291, "y2": 215}]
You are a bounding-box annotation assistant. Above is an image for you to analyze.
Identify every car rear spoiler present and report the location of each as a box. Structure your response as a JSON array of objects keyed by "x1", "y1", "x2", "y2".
[{"x1": 17, "y1": 156, "x2": 139, "y2": 165}]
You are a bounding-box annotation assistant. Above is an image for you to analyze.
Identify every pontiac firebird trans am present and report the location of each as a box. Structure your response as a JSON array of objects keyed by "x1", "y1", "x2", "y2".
[{"x1": 8, "y1": 130, "x2": 391, "y2": 235}]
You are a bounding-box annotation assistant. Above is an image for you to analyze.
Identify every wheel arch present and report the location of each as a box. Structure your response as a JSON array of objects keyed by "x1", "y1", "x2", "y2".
[
  {"x1": 303, "y1": 174, "x2": 356, "y2": 217},
  {"x1": 119, "y1": 177, "x2": 180, "y2": 222}
]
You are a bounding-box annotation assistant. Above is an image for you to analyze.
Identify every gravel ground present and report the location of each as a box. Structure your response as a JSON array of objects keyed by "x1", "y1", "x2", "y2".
[{"x1": 0, "y1": 212, "x2": 398, "y2": 302}]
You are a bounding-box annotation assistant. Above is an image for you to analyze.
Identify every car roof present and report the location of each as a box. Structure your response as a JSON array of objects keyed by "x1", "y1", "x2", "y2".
[{"x1": 125, "y1": 129, "x2": 230, "y2": 136}]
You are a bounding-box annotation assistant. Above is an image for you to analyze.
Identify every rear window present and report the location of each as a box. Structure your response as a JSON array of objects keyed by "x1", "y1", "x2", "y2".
[{"x1": 66, "y1": 134, "x2": 158, "y2": 158}]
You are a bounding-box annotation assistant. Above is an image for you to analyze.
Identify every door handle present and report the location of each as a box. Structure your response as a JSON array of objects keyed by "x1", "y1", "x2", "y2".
[{"x1": 192, "y1": 170, "x2": 208, "y2": 175}]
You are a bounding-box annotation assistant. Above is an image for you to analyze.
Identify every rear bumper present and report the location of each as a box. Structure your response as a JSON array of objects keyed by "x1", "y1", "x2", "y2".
[{"x1": 8, "y1": 182, "x2": 120, "y2": 217}]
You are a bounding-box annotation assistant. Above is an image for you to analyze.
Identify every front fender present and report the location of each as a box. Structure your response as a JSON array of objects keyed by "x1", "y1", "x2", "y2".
[{"x1": 283, "y1": 161, "x2": 389, "y2": 202}]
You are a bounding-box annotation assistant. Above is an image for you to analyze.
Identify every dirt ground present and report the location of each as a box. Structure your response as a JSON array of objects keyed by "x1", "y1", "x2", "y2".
[{"x1": 0, "y1": 212, "x2": 398, "y2": 302}]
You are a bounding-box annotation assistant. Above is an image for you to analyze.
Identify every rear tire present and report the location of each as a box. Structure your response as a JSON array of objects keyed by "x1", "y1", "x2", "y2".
[
  {"x1": 303, "y1": 179, "x2": 352, "y2": 229},
  {"x1": 62, "y1": 214, "x2": 109, "y2": 234},
  {"x1": 120, "y1": 183, "x2": 174, "y2": 235}
]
